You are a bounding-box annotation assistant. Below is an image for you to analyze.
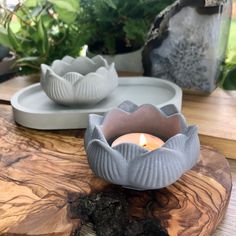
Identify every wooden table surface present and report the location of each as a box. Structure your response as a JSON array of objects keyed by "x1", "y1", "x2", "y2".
[
  {"x1": 182, "y1": 90, "x2": 236, "y2": 159},
  {"x1": 0, "y1": 75, "x2": 236, "y2": 235}
]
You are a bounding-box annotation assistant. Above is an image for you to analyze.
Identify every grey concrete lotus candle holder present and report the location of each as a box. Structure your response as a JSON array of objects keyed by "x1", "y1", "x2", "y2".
[
  {"x1": 85, "y1": 101, "x2": 200, "y2": 190},
  {"x1": 41, "y1": 55, "x2": 118, "y2": 106}
]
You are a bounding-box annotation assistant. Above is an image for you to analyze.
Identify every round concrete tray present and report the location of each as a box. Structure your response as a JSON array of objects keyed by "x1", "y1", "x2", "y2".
[{"x1": 11, "y1": 77, "x2": 182, "y2": 130}]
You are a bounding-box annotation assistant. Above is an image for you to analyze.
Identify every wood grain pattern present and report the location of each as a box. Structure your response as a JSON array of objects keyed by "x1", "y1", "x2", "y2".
[
  {"x1": 0, "y1": 105, "x2": 108, "y2": 235},
  {"x1": 0, "y1": 74, "x2": 39, "y2": 103},
  {"x1": 182, "y1": 90, "x2": 236, "y2": 159},
  {"x1": 213, "y1": 159, "x2": 236, "y2": 236},
  {"x1": 0, "y1": 104, "x2": 232, "y2": 236},
  {"x1": 126, "y1": 146, "x2": 232, "y2": 236}
]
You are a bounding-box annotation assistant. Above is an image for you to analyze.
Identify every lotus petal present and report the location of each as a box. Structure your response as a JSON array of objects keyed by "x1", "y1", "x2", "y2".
[
  {"x1": 74, "y1": 73, "x2": 108, "y2": 104},
  {"x1": 62, "y1": 55, "x2": 74, "y2": 64},
  {"x1": 51, "y1": 60, "x2": 70, "y2": 76},
  {"x1": 91, "y1": 55, "x2": 108, "y2": 68},
  {"x1": 128, "y1": 148, "x2": 187, "y2": 189},
  {"x1": 63, "y1": 72, "x2": 83, "y2": 85},
  {"x1": 107, "y1": 63, "x2": 119, "y2": 90},
  {"x1": 90, "y1": 125, "x2": 108, "y2": 145},
  {"x1": 41, "y1": 67, "x2": 75, "y2": 105},
  {"x1": 84, "y1": 114, "x2": 104, "y2": 148},
  {"x1": 118, "y1": 100, "x2": 139, "y2": 113},
  {"x1": 95, "y1": 66, "x2": 109, "y2": 79},
  {"x1": 87, "y1": 140, "x2": 128, "y2": 185},
  {"x1": 113, "y1": 143, "x2": 148, "y2": 162}
]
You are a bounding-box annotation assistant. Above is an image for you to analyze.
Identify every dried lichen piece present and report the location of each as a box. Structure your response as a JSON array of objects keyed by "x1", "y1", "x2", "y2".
[{"x1": 70, "y1": 189, "x2": 168, "y2": 236}]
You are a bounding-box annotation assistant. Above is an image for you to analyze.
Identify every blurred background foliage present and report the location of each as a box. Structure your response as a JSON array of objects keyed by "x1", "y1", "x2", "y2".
[
  {"x1": 0, "y1": 0, "x2": 173, "y2": 73},
  {"x1": 0, "y1": 0, "x2": 84, "y2": 73},
  {"x1": 221, "y1": 0, "x2": 236, "y2": 90},
  {"x1": 78, "y1": 0, "x2": 175, "y2": 55}
]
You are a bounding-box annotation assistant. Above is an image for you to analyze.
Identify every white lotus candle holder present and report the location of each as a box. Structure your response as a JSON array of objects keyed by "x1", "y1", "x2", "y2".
[
  {"x1": 84, "y1": 101, "x2": 200, "y2": 190},
  {"x1": 40, "y1": 55, "x2": 118, "y2": 106}
]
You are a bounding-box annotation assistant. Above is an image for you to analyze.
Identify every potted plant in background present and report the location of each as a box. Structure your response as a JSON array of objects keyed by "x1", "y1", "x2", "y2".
[
  {"x1": 79, "y1": 0, "x2": 175, "y2": 73},
  {"x1": 0, "y1": 0, "x2": 85, "y2": 75}
]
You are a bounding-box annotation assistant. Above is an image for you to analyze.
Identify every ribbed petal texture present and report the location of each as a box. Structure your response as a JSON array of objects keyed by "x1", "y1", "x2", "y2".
[
  {"x1": 87, "y1": 141, "x2": 127, "y2": 184},
  {"x1": 84, "y1": 115, "x2": 104, "y2": 148},
  {"x1": 113, "y1": 143, "x2": 148, "y2": 162},
  {"x1": 43, "y1": 71, "x2": 73, "y2": 104}
]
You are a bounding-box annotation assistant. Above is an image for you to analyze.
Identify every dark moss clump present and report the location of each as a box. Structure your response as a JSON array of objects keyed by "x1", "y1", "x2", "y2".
[{"x1": 69, "y1": 189, "x2": 168, "y2": 236}]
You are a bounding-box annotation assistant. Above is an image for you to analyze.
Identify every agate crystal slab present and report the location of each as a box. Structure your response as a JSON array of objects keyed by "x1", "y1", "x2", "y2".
[
  {"x1": 142, "y1": 0, "x2": 232, "y2": 93},
  {"x1": 41, "y1": 55, "x2": 118, "y2": 106},
  {"x1": 85, "y1": 101, "x2": 200, "y2": 190}
]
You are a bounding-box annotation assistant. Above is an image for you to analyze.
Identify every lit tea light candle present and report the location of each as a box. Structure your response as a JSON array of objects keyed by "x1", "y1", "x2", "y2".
[{"x1": 111, "y1": 133, "x2": 164, "y2": 151}]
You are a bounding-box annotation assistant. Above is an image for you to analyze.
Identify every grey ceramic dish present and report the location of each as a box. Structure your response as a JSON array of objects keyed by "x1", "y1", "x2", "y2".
[
  {"x1": 41, "y1": 55, "x2": 118, "y2": 106},
  {"x1": 84, "y1": 101, "x2": 200, "y2": 190}
]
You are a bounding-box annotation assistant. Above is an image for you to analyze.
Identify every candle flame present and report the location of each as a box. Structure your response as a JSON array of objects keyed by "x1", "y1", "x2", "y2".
[{"x1": 139, "y1": 134, "x2": 147, "y2": 147}]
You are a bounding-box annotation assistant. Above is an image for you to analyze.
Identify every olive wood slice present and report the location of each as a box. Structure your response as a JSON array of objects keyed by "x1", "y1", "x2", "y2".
[{"x1": 0, "y1": 105, "x2": 232, "y2": 235}]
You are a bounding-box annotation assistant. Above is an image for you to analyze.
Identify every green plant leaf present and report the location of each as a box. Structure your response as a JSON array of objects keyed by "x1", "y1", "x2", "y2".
[
  {"x1": 24, "y1": 0, "x2": 38, "y2": 7},
  {"x1": 9, "y1": 18, "x2": 21, "y2": 33},
  {"x1": 104, "y1": 36, "x2": 116, "y2": 54},
  {"x1": 103, "y1": 0, "x2": 117, "y2": 9},
  {"x1": 24, "y1": 0, "x2": 48, "y2": 8},
  {"x1": 48, "y1": 0, "x2": 80, "y2": 24},
  {"x1": 7, "y1": 24, "x2": 21, "y2": 51},
  {"x1": 16, "y1": 56, "x2": 43, "y2": 71},
  {"x1": 48, "y1": 0, "x2": 79, "y2": 13},
  {"x1": 0, "y1": 27, "x2": 12, "y2": 48},
  {"x1": 124, "y1": 19, "x2": 148, "y2": 47},
  {"x1": 222, "y1": 66, "x2": 236, "y2": 90},
  {"x1": 54, "y1": 6, "x2": 77, "y2": 24},
  {"x1": 16, "y1": 56, "x2": 40, "y2": 63},
  {"x1": 37, "y1": 18, "x2": 49, "y2": 54},
  {"x1": 31, "y1": 5, "x2": 44, "y2": 18},
  {"x1": 226, "y1": 49, "x2": 236, "y2": 65}
]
